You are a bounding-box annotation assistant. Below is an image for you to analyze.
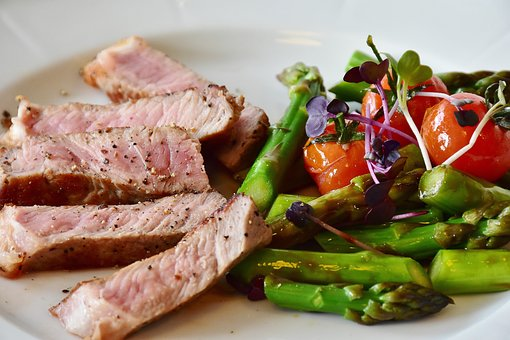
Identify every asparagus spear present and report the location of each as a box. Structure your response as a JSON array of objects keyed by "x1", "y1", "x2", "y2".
[
  {"x1": 436, "y1": 70, "x2": 510, "y2": 96},
  {"x1": 237, "y1": 62, "x2": 324, "y2": 215},
  {"x1": 436, "y1": 70, "x2": 494, "y2": 93},
  {"x1": 315, "y1": 201, "x2": 510, "y2": 259},
  {"x1": 264, "y1": 143, "x2": 425, "y2": 225},
  {"x1": 266, "y1": 194, "x2": 316, "y2": 220},
  {"x1": 429, "y1": 249, "x2": 510, "y2": 295},
  {"x1": 268, "y1": 168, "x2": 424, "y2": 248},
  {"x1": 264, "y1": 275, "x2": 453, "y2": 325},
  {"x1": 228, "y1": 248, "x2": 432, "y2": 288},
  {"x1": 419, "y1": 165, "x2": 510, "y2": 215}
]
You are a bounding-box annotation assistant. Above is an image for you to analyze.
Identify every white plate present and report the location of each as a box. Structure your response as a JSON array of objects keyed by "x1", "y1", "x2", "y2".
[{"x1": 1, "y1": 0, "x2": 509, "y2": 339}]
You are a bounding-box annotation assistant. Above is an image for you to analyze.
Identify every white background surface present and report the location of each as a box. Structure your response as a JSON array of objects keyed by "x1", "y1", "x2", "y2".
[{"x1": 0, "y1": 0, "x2": 509, "y2": 339}]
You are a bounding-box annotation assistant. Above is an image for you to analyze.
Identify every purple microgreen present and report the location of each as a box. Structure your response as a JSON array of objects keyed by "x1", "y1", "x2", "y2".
[
  {"x1": 343, "y1": 66, "x2": 364, "y2": 83},
  {"x1": 327, "y1": 98, "x2": 349, "y2": 114},
  {"x1": 397, "y1": 50, "x2": 432, "y2": 87},
  {"x1": 305, "y1": 96, "x2": 335, "y2": 137},
  {"x1": 246, "y1": 276, "x2": 266, "y2": 301},
  {"x1": 286, "y1": 201, "x2": 313, "y2": 228},
  {"x1": 344, "y1": 59, "x2": 389, "y2": 85},
  {"x1": 454, "y1": 110, "x2": 479, "y2": 127},
  {"x1": 371, "y1": 136, "x2": 398, "y2": 163},
  {"x1": 391, "y1": 210, "x2": 428, "y2": 221},
  {"x1": 286, "y1": 201, "x2": 384, "y2": 255},
  {"x1": 225, "y1": 274, "x2": 266, "y2": 301},
  {"x1": 382, "y1": 156, "x2": 407, "y2": 180},
  {"x1": 361, "y1": 59, "x2": 389, "y2": 84},
  {"x1": 374, "y1": 80, "x2": 392, "y2": 134},
  {"x1": 345, "y1": 113, "x2": 418, "y2": 145},
  {"x1": 364, "y1": 179, "x2": 394, "y2": 207},
  {"x1": 365, "y1": 196, "x2": 397, "y2": 224},
  {"x1": 306, "y1": 97, "x2": 364, "y2": 143},
  {"x1": 364, "y1": 124, "x2": 379, "y2": 184}
]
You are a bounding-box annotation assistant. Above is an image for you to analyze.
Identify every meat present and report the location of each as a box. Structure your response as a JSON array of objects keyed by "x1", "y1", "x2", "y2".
[
  {"x1": 207, "y1": 104, "x2": 269, "y2": 171},
  {"x1": 0, "y1": 191, "x2": 225, "y2": 277},
  {"x1": 3, "y1": 85, "x2": 242, "y2": 145},
  {"x1": 82, "y1": 36, "x2": 210, "y2": 102},
  {"x1": 0, "y1": 126, "x2": 209, "y2": 206},
  {"x1": 50, "y1": 194, "x2": 271, "y2": 339},
  {"x1": 82, "y1": 36, "x2": 269, "y2": 172}
]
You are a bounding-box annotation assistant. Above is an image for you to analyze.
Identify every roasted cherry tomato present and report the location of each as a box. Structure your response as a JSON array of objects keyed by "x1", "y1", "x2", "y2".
[
  {"x1": 362, "y1": 75, "x2": 449, "y2": 146},
  {"x1": 303, "y1": 135, "x2": 368, "y2": 195},
  {"x1": 421, "y1": 92, "x2": 510, "y2": 181}
]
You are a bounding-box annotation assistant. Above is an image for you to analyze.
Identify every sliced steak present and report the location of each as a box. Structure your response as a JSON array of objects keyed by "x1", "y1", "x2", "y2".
[
  {"x1": 208, "y1": 104, "x2": 269, "y2": 171},
  {"x1": 82, "y1": 36, "x2": 269, "y2": 172},
  {"x1": 0, "y1": 191, "x2": 225, "y2": 277},
  {"x1": 3, "y1": 86, "x2": 242, "y2": 145},
  {"x1": 50, "y1": 194, "x2": 271, "y2": 339},
  {"x1": 0, "y1": 126, "x2": 209, "y2": 206},
  {"x1": 82, "y1": 36, "x2": 210, "y2": 102}
]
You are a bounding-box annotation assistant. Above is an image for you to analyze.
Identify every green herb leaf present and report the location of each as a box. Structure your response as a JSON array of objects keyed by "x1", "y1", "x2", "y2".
[
  {"x1": 397, "y1": 50, "x2": 433, "y2": 86},
  {"x1": 492, "y1": 107, "x2": 510, "y2": 130}
]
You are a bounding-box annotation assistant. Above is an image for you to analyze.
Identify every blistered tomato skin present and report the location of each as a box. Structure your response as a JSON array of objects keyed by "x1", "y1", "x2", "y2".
[
  {"x1": 362, "y1": 76, "x2": 449, "y2": 146},
  {"x1": 303, "y1": 140, "x2": 369, "y2": 195},
  {"x1": 421, "y1": 92, "x2": 510, "y2": 182}
]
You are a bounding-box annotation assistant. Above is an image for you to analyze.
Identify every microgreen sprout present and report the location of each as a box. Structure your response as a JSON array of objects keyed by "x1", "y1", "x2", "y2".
[
  {"x1": 304, "y1": 96, "x2": 364, "y2": 144},
  {"x1": 305, "y1": 96, "x2": 335, "y2": 137},
  {"x1": 343, "y1": 58, "x2": 406, "y2": 182},
  {"x1": 286, "y1": 201, "x2": 384, "y2": 254},
  {"x1": 393, "y1": 51, "x2": 434, "y2": 170},
  {"x1": 226, "y1": 274, "x2": 266, "y2": 301},
  {"x1": 413, "y1": 91, "x2": 473, "y2": 109}
]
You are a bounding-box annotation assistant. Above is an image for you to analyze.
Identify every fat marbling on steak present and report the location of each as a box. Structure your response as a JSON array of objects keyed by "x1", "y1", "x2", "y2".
[
  {"x1": 51, "y1": 194, "x2": 271, "y2": 339},
  {"x1": 82, "y1": 36, "x2": 269, "y2": 172},
  {"x1": 0, "y1": 125, "x2": 209, "y2": 206},
  {"x1": 3, "y1": 85, "x2": 242, "y2": 145},
  {"x1": 0, "y1": 191, "x2": 225, "y2": 277}
]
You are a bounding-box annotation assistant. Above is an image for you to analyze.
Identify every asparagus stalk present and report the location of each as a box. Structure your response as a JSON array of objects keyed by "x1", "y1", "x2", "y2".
[
  {"x1": 436, "y1": 70, "x2": 494, "y2": 93},
  {"x1": 264, "y1": 275, "x2": 453, "y2": 325},
  {"x1": 264, "y1": 144, "x2": 426, "y2": 227},
  {"x1": 429, "y1": 249, "x2": 510, "y2": 295},
  {"x1": 228, "y1": 248, "x2": 432, "y2": 288},
  {"x1": 436, "y1": 70, "x2": 510, "y2": 96},
  {"x1": 268, "y1": 168, "x2": 424, "y2": 248},
  {"x1": 315, "y1": 202, "x2": 510, "y2": 260},
  {"x1": 266, "y1": 194, "x2": 316, "y2": 220},
  {"x1": 419, "y1": 165, "x2": 510, "y2": 215},
  {"x1": 237, "y1": 62, "x2": 324, "y2": 215}
]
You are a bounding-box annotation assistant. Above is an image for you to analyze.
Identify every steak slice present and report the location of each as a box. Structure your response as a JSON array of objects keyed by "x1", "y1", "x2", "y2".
[
  {"x1": 0, "y1": 126, "x2": 209, "y2": 206},
  {"x1": 208, "y1": 104, "x2": 269, "y2": 171},
  {"x1": 3, "y1": 86, "x2": 242, "y2": 145},
  {"x1": 50, "y1": 194, "x2": 271, "y2": 339},
  {"x1": 82, "y1": 36, "x2": 269, "y2": 172},
  {"x1": 0, "y1": 191, "x2": 225, "y2": 277},
  {"x1": 82, "y1": 36, "x2": 210, "y2": 102}
]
